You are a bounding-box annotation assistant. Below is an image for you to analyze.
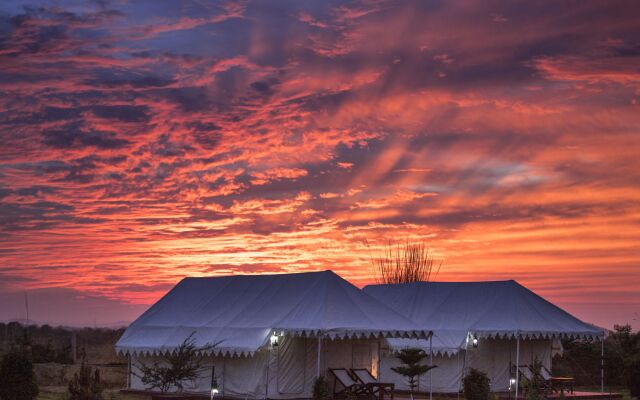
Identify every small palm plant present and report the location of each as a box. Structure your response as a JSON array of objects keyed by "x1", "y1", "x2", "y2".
[{"x1": 391, "y1": 348, "x2": 437, "y2": 400}]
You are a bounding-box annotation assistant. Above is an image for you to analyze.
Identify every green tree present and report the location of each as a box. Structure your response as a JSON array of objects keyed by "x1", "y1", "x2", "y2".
[
  {"x1": 312, "y1": 376, "x2": 332, "y2": 400},
  {"x1": 522, "y1": 358, "x2": 547, "y2": 400},
  {"x1": 0, "y1": 349, "x2": 39, "y2": 400},
  {"x1": 462, "y1": 368, "x2": 490, "y2": 400},
  {"x1": 391, "y1": 348, "x2": 436, "y2": 400}
]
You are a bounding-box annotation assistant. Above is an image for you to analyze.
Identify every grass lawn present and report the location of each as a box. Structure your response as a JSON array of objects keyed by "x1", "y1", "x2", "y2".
[{"x1": 38, "y1": 386, "x2": 149, "y2": 400}]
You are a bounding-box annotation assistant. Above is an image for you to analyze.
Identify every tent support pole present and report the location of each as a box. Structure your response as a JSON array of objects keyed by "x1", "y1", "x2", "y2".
[
  {"x1": 377, "y1": 338, "x2": 381, "y2": 378},
  {"x1": 265, "y1": 346, "x2": 270, "y2": 400},
  {"x1": 127, "y1": 354, "x2": 131, "y2": 389},
  {"x1": 515, "y1": 334, "x2": 520, "y2": 400},
  {"x1": 456, "y1": 351, "x2": 461, "y2": 400},
  {"x1": 601, "y1": 334, "x2": 604, "y2": 393},
  {"x1": 459, "y1": 332, "x2": 469, "y2": 398},
  {"x1": 429, "y1": 334, "x2": 433, "y2": 400},
  {"x1": 317, "y1": 334, "x2": 322, "y2": 378}
]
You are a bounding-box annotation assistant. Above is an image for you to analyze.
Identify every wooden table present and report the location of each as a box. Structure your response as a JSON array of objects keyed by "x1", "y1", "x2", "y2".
[{"x1": 550, "y1": 377, "x2": 575, "y2": 394}]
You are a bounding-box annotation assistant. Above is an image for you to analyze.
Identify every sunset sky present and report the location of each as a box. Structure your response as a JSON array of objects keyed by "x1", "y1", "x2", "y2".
[{"x1": 0, "y1": 0, "x2": 639, "y2": 328}]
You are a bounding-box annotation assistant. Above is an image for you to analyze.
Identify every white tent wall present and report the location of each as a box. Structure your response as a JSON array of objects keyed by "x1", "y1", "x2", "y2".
[
  {"x1": 271, "y1": 336, "x2": 381, "y2": 398},
  {"x1": 130, "y1": 351, "x2": 269, "y2": 397},
  {"x1": 465, "y1": 338, "x2": 551, "y2": 392},
  {"x1": 130, "y1": 336, "x2": 383, "y2": 398},
  {"x1": 378, "y1": 338, "x2": 552, "y2": 393},
  {"x1": 379, "y1": 352, "x2": 463, "y2": 393}
]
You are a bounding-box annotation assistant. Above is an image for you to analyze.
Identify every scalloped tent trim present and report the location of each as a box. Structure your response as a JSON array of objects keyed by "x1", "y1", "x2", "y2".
[
  {"x1": 385, "y1": 329, "x2": 603, "y2": 358},
  {"x1": 116, "y1": 328, "x2": 429, "y2": 357}
]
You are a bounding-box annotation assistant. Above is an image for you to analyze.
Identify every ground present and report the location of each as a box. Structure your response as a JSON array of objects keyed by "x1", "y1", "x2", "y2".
[
  {"x1": 34, "y1": 387, "x2": 630, "y2": 400},
  {"x1": 37, "y1": 386, "x2": 148, "y2": 400}
]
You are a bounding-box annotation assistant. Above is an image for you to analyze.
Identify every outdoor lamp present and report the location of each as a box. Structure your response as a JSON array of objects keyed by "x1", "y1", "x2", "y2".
[
  {"x1": 509, "y1": 378, "x2": 516, "y2": 388},
  {"x1": 472, "y1": 335, "x2": 478, "y2": 348},
  {"x1": 270, "y1": 332, "x2": 279, "y2": 347},
  {"x1": 211, "y1": 367, "x2": 219, "y2": 400}
]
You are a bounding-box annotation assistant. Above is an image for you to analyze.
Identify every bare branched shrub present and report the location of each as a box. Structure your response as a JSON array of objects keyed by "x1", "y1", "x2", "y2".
[
  {"x1": 134, "y1": 332, "x2": 217, "y2": 392},
  {"x1": 368, "y1": 240, "x2": 442, "y2": 284}
]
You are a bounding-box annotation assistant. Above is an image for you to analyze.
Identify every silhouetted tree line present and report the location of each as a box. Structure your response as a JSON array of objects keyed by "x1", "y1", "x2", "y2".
[
  {"x1": 553, "y1": 324, "x2": 640, "y2": 396},
  {"x1": 0, "y1": 334, "x2": 105, "y2": 400},
  {"x1": 0, "y1": 322, "x2": 125, "y2": 364}
]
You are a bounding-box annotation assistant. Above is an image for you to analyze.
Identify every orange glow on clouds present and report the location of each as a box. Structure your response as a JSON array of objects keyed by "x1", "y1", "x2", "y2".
[{"x1": 0, "y1": 0, "x2": 639, "y2": 327}]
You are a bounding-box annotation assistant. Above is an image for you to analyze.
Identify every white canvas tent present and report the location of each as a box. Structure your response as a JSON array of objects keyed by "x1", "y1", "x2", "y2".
[
  {"x1": 116, "y1": 270, "x2": 429, "y2": 397},
  {"x1": 364, "y1": 280, "x2": 604, "y2": 394}
]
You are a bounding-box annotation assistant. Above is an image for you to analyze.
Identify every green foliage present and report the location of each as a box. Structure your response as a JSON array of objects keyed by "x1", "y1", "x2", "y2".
[
  {"x1": 0, "y1": 322, "x2": 119, "y2": 365},
  {"x1": 135, "y1": 332, "x2": 215, "y2": 392},
  {"x1": 522, "y1": 358, "x2": 546, "y2": 400},
  {"x1": 31, "y1": 339, "x2": 56, "y2": 363},
  {"x1": 312, "y1": 376, "x2": 332, "y2": 400},
  {"x1": 628, "y1": 359, "x2": 640, "y2": 399},
  {"x1": 68, "y1": 353, "x2": 104, "y2": 400},
  {"x1": 462, "y1": 368, "x2": 490, "y2": 400},
  {"x1": 554, "y1": 324, "x2": 640, "y2": 395},
  {"x1": 0, "y1": 348, "x2": 39, "y2": 400},
  {"x1": 391, "y1": 348, "x2": 436, "y2": 393},
  {"x1": 31, "y1": 339, "x2": 74, "y2": 364}
]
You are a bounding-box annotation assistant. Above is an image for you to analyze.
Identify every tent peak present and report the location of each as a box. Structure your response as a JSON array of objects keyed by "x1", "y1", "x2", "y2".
[
  {"x1": 180, "y1": 269, "x2": 336, "y2": 282},
  {"x1": 365, "y1": 279, "x2": 520, "y2": 289}
]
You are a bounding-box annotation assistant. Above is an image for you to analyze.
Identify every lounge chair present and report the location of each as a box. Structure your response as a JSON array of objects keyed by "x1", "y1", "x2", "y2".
[
  {"x1": 517, "y1": 365, "x2": 534, "y2": 382},
  {"x1": 350, "y1": 368, "x2": 394, "y2": 400},
  {"x1": 541, "y1": 366, "x2": 575, "y2": 394},
  {"x1": 517, "y1": 365, "x2": 551, "y2": 395},
  {"x1": 330, "y1": 368, "x2": 368, "y2": 399}
]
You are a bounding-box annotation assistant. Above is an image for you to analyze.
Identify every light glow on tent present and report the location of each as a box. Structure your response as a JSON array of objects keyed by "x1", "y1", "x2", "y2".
[
  {"x1": 466, "y1": 332, "x2": 479, "y2": 348},
  {"x1": 270, "y1": 332, "x2": 280, "y2": 347}
]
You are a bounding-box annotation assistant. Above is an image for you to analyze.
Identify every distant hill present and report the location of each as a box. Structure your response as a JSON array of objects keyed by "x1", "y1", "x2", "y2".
[{"x1": 0, "y1": 318, "x2": 130, "y2": 329}]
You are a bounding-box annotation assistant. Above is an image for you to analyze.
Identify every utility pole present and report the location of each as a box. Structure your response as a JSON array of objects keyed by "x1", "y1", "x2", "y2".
[
  {"x1": 24, "y1": 292, "x2": 30, "y2": 325},
  {"x1": 71, "y1": 331, "x2": 77, "y2": 363}
]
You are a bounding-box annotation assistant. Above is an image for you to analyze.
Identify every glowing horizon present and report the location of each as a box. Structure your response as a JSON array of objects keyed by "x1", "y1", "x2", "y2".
[{"x1": 0, "y1": 0, "x2": 639, "y2": 329}]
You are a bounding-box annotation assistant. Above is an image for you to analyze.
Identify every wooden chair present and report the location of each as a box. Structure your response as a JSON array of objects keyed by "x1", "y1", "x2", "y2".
[
  {"x1": 350, "y1": 368, "x2": 395, "y2": 400},
  {"x1": 329, "y1": 368, "x2": 368, "y2": 399}
]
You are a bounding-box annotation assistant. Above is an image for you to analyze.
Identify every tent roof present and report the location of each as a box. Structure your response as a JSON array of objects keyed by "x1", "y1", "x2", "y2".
[
  {"x1": 364, "y1": 280, "x2": 604, "y2": 355},
  {"x1": 116, "y1": 271, "x2": 428, "y2": 356}
]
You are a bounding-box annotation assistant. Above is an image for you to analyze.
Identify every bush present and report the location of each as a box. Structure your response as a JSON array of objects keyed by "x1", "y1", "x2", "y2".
[
  {"x1": 463, "y1": 368, "x2": 490, "y2": 400},
  {"x1": 135, "y1": 333, "x2": 215, "y2": 392},
  {"x1": 312, "y1": 376, "x2": 332, "y2": 400},
  {"x1": 31, "y1": 339, "x2": 56, "y2": 363},
  {"x1": 0, "y1": 349, "x2": 39, "y2": 400},
  {"x1": 68, "y1": 353, "x2": 104, "y2": 400}
]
